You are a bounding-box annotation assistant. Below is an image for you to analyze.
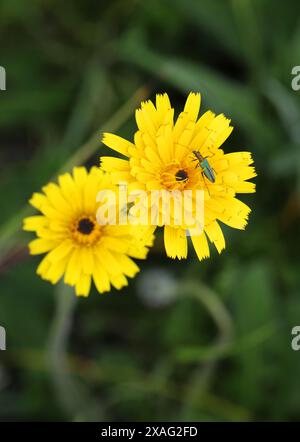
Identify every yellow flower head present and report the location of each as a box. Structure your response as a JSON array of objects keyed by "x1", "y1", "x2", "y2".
[
  {"x1": 23, "y1": 167, "x2": 154, "y2": 296},
  {"x1": 101, "y1": 92, "x2": 256, "y2": 260}
]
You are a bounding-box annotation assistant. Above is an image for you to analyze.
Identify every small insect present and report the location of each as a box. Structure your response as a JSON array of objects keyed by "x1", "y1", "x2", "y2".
[{"x1": 192, "y1": 150, "x2": 216, "y2": 183}]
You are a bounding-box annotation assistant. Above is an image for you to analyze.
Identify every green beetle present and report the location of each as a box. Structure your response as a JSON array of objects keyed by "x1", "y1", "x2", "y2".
[{"x1": 192, "y1": 150, "x2": 216, "y2": 183}]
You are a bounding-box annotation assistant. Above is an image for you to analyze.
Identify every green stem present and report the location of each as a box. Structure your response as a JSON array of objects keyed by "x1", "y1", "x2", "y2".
[
  {"x1": 179, "y1": 280, "x2": 234, "y2": 350},
  {"x1": 177, "y1": 280, "x2": 234, "y2": 420},
  {"x1": 47, "y1": 283, "x2": 79, "y2": 418}
]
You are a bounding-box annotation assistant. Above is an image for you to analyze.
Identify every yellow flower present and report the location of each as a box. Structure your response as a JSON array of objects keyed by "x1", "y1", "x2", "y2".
[
  {"x1": 101, "y1": 92, "x2": 256, "y2": 260},
  {"x1": 23, "y1": 167, "x2": 154, "y2": 296}
]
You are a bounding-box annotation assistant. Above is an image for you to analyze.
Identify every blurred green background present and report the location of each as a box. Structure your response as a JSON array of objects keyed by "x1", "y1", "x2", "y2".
[{"x1": 1, "y1": 0, "x2": 300, "y2": 422}]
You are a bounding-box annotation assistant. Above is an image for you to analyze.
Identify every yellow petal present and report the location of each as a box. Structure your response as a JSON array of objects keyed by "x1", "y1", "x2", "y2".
[
  {"x1": 164, "y1": 226, "x2": 187, "y2": 259},
  {"x1": 75, "y1": 274, "x2": 91, "y2": 297},
  {"x1": 173, "y1": 112, "x2": 189, "y2": 142},
  {"x1": 102, "y1": 133, "x2": 133, "y2": 157},
  {"x1": 144, "y1": 146, "x2": 163, "y2": 166},
  {"x1": 201, "y1": 114, "x2": 232, "y2": 154},
  {"x1": 64, "y1": 247, "x2": 82, "y2": 285},
  {"x1": 217, "y1": 198, "x2": 251, "y2": 229},
  {"x1": 29, "y1": 238, "x2": 57, "y2": 255},
  {"x1": 73, "y1": 167, "x2": 88, "y2": 188},
  {"x1": 46, "y1": 239, "x2": 74, "y2": 263},
  {"x1": 183, "y1": 92, "x2": 201, "y2": 122},
  {"x1": 23, "y1": 216, "x2": 47, "y2": 231},
  {"x1": 115, "y1": 254, "x2": 140, "y2": 278},
  {"x1": 110, "y1": 273, "x2": 128, "y2": 290},
  {"x1": 42, "y1": 183, "x2": 71, "y2": 214},
  {"x1": 234, "y1": 181, "x2": 256, "y2": 193},
  {"x1": 205, "y1": 221, "x2": 225, "y2": 254},
  {"x1": 155, "y1": 93, "x2": 172, "y2": 123},
  {"x1": 141, "y1": 100, "x2": 159, "y2": 130},
  {"x1": 81, "y1": 247, "x2": 94, "y2": 275},
  {"x1": 29, "y1": 192, "x2": 48, "y2": 211},
  {"x1": 102, "y1": 236, "x2": 130, "y2": 254},
  {"x1": 100, "y1": 156, "x2": 130, "y2": 172},
  {"x1": 36, "y1": 256, "x2": 51, "y2": 277},
  {"x1": 83, "y1": 172, "x2": 99, "y2": 214},
  {"x1": 178, "y1": 121, "x2": 196, "y2": 147},
  {"x1": 135, "y1": 108, "x2": 156, "y2": 140},
  {"x1": 157, "y1": 133, "x2": 172, "y2": 164},
  {"x1": 94, "y1": 246, "x2": 123, "y2": 276},
  {"x1": 191, "y1": 233, "x2": 210, "y2": 261},
  {"x1": 228, "y1": 165, "x2": 257, "y2": 181},
  {"x1": 110, "y1": 171, "x2": 134, "y2": 182},
  {"x1": 93, "y1": 259, "x2": 111, "y2": 293},
  {"x1": 41, "y1": 204, "x2": 69, "y2": 222},
  {"x1": 58, "y1": 172, "x2": 81, "y2": 211},
  {"x1": 44, "y1": 257, "x2": 69, "y2": 284},
  {"x1": 224, "y1": 151, "x2": 254, "y2": 166},
  {"x1": 190, "y1": 111, "x2": 216, "y2": 150}
]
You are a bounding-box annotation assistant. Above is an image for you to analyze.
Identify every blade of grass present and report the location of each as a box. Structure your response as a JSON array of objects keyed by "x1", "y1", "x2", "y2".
[
  {"x1": 175, "y1": 321, "x2": 276, "y2": 363},
  {"x1": 231, "y1": 0, "x2": 265, "y2": 84},
  {"x1": 119, "y1": 35, "x2": 277, "y2": 148},
  {"x1": 171, "y1": 0, "x2": 242, "y2": 57}
]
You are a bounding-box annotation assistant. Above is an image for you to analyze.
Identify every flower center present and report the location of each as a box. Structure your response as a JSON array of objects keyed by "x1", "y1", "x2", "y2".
[
  {"x1": 77, "y1": 217, "x2": 95, "y2": 235},
  {"x1": 160, "y1": 163, "x2": 190, "y2": 190},
  {"x1": 71, "y1": 215, "x2": 101, "y2": 245},
  {"x1": 175, "y1": 169, "x2": 188, "y2": 182}
]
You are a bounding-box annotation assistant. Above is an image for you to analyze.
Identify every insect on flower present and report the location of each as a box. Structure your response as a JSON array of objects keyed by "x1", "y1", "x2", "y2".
[
  {"x1": 101, "y1": 92, "x2": 257, "y2": 261},
  {"x1": 192, "y1": 150, "x2": 216, "y2": 183}
]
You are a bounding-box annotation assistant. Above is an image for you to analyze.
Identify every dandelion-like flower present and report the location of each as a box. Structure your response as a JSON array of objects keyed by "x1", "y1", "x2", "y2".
[
  {"x1": 101, "y1": 92, "x2": 256, "y2": 260},
  {"x1": 23, "y1": 167, "x2": 154, "y2": 296}
]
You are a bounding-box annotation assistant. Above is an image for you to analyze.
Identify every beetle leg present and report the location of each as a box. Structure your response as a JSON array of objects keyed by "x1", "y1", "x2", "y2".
[{"x1": 201, "y1": 172, "x2": 211, "y2": 196}]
